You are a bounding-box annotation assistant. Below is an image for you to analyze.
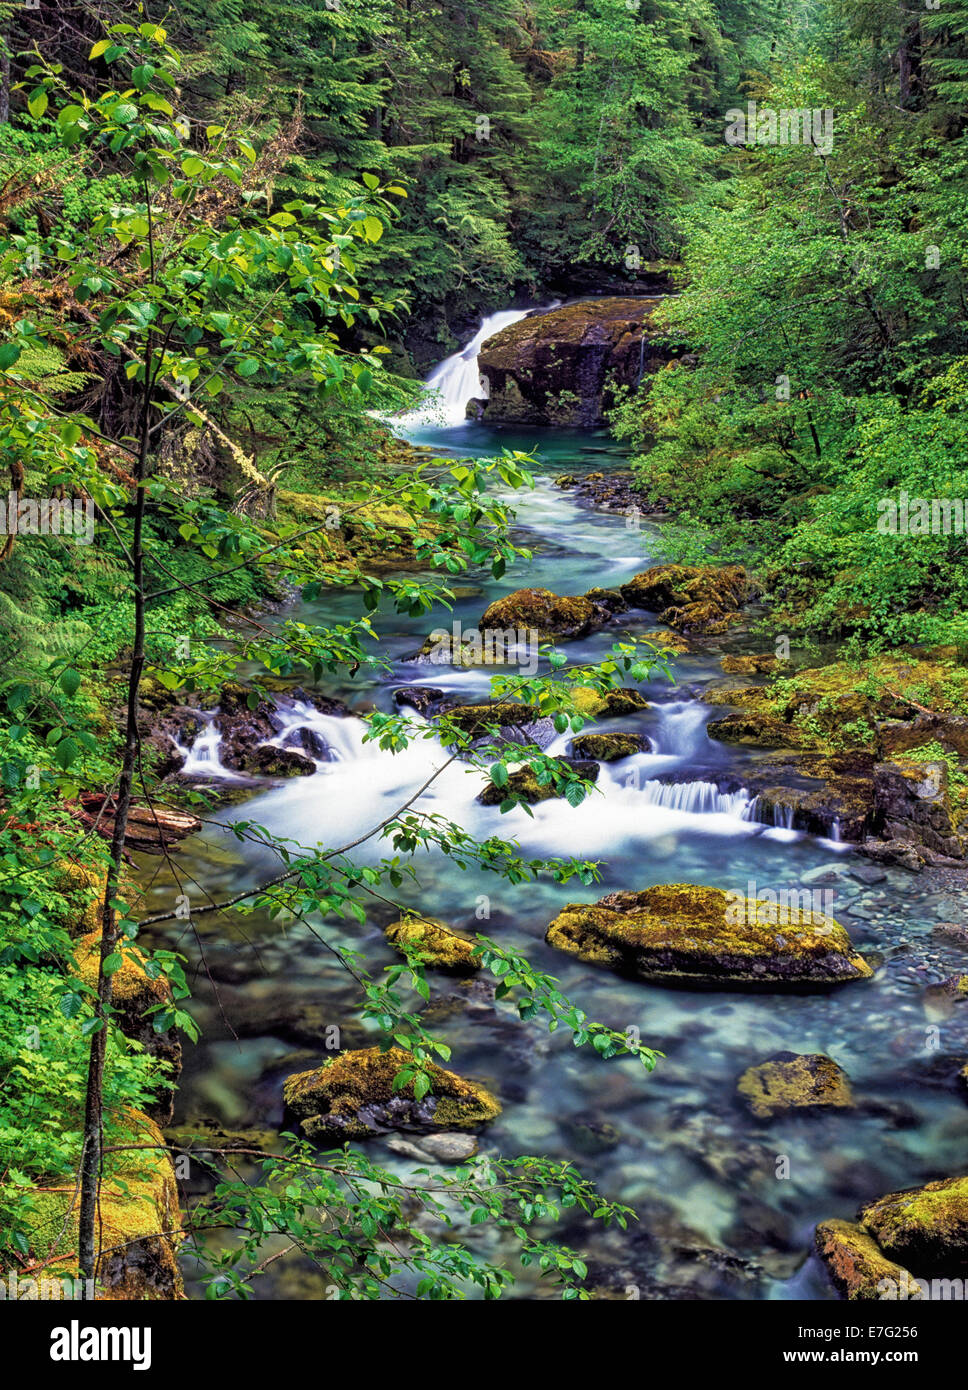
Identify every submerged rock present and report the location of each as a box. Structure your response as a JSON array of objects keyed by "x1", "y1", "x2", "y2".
[
  {"x1": 283, "y1": 1047, "x2": 501, "y2": 1143},
  {"x1": 384, "y1": 916, "x2": 479, "y2": 975},
  {"x1": 477, "y1": 297, "x2": 665, "y2": 426},
  {"x1": 544, "y1": 883, "x2": 872, "y2": 988},
  {"x1": 737, "y1": 1052, "x2": 854, "y2": 1120}
]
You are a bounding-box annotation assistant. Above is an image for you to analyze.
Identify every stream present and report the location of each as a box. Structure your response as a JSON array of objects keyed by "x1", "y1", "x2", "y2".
[{"x1": 141, "y1": 310, "x2": 968, "y2": 1300}]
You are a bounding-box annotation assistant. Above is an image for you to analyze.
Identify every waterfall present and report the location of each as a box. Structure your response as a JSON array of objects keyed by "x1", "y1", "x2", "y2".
[
  {"x1": 650, "y1": 701, "x2": 714, "y2": 758},
  {"x1": 742, "y1": 796, "x2": 796, "y2": 830},
  {"x1": 396, "y1": 308, "x2": 532, "y2": 427},
  {"x1": 173, "y1": 714, "x2": 241, "y2": 780},
  {"x1": 639, "y1": 779, "x2": 752, "y2": 817}
]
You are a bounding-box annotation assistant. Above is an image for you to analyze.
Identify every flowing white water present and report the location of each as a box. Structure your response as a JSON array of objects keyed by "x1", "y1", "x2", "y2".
[
  {"x1": 396, "y1": 307, "x2": 535, "y2": 427},
  {"x1": 173, "y1": 714, "x2": 243, "y2": 780}
]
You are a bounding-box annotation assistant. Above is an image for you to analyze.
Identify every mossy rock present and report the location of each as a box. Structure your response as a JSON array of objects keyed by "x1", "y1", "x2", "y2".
[
  {"x1": 50, "y1": 859, "x2": 108, "y2": 937},
  {"x1": 720, "y1": 654, "x2": 780, "y2": 676},
  {"x1": 437, "y1": 701, "x2": 540, "y2": 737},
  {"x1": 571, "y1": 685, "x2": 650, "y2": 718},
  {"x1": 478, "y1": 587, "x2": 604, "y2": 640},
  {"x1": 860, "y1": 1175, "x2": 968, "y2": 1275},
  {"x1": 571, "y1": 732, "x2": 650, "y2": 761},
  {"x1": 385, "y1": 917, "x2": 478, "y2": 975},
  {"x1": 737, "y1": 1052, "x2": 854, "y2": 1120},
  {"x1": 240, "y1": 745, "x2": 316, "y2": 778},
  {"x1": 814, "y1": 1219, "x2": 918, "y2": 1300},
  {"x1": 283, "y1": 1046, "x2": 501, "y2": 1143},
  {"x1": 544, "y1": 884, "x2": 872, "y2": 988},
  {"x1": 477, "y1": 758, "x2": 599, "y2": 805},
  {"x1": 76, "y1": 931, "x2": 171, "y2": 1025},
  {"x1": 22, "y1": 1108, "x2": 183, "y2": 1300},
  {"x1": 620, "y1": 564, "x2": 751, "y2": 634}
]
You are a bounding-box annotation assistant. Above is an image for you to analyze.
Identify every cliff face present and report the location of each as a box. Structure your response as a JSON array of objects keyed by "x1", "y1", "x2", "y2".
[{"x1": 477, "y1": 296, "x2": 669, "y2": 426}]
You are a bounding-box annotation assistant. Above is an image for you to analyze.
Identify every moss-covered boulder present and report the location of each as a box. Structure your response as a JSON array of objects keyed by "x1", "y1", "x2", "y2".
[
  {"x1": 385, "y1": 917, "x2": 478, "y2": 975},
  {"x1": 477, "y1": 757, "x2": 599, "y2": 806},
  {"x1": 860, "y1": 1176, "x2": 968, "y2": 1275},
  {"x1": 239, "y1": 745, "x2": 316, "y2": 778},
  {"x1": 544, "y1": 884, "x2": 872, "y2": 988},
  {"x1": 743, "y1": 752, "x2": 879, "y2": 840},
  {"x1": 478, "y1": 587, "x2": 609, "y2": 640},
  {"x1": 571, "y1": 685, "x2": 650, "y2": 718},
  {"x1": 22, "y1": 1109, "x2": 183, "y2": 1300},
  {"x1": 814, "y1": 1220, "x2": 918, "y2": 1301},
  {"x1": 737, "y1": 1052, "x2": 854, "y2": 1120},
  {"x1": 477, "y1": 297, "x2": 664, "y2": 426},
  {"x1": 283, "y1": 1047, "x2": 501, "y2": 1142},
  {"x1": 571, "y1": 732, "x2": 650, "y2": 761},
  {"x1": 620, "y1": 564, "x2": 751, "y2": 634}
]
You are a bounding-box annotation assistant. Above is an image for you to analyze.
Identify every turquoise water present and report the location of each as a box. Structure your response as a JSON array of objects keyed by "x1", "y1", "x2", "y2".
[{"x1": 141, "y1": 418, "x2": 968, "y2": 1300}]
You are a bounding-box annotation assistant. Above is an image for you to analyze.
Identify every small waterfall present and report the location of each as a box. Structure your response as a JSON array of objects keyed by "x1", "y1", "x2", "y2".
[
  {"x1": 397, "y1": 308, "x2": 532, "y2": 427},
  {"x1": 262, "y1": 701, "x2": 361, "y2": 763},
  {"x1": 650, "y1": 701, "x2": 714, "y2": 758},
  {"x1": 742, "y1": 796, "x2": 795, "y2": 830},
  {"x1": 173, "y1": 714, "x2": 241, "y2": 780},
  {"x1": 639, "y1": 779, "x2": 751, "y2": 817}
]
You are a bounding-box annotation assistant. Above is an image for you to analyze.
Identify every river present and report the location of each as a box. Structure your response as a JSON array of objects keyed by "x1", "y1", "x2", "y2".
[{"x1": 140, "y1": 310, "x2": 968, "y2": 1300}]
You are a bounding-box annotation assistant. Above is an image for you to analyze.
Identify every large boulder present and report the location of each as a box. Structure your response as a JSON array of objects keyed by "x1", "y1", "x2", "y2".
[
  {"x1": 544, "y1": 883, "x2": 872, "y2": 988},
  {"x1": 621, "y1": 564, "x2": 752, "y2": 634},
  {"x1": 860, "y1": 1176, "x2": 968, "y2": 1275},
  {"x1": 478, "y1": 586, "x2": 612, "y2": 641},
  {"x1": 477, "y1": 297, "x2": 665, "y2": 426},
  {"x1": 283, "y1": 1047, "x2": 501, "y2": 1143},
  {"x1": 742, "y1": 752, "x2": 879, "y2": 840},
  {"x1": 873, "y1": 758, "x2": 966, "y2": 859},
  {"x1": 571, "y1": 732, "x2": 651, "y2": 761}
]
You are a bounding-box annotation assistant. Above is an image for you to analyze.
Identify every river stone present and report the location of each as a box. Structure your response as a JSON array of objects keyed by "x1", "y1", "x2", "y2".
[
  {"x1": 859, "y1": 1175, "x2": 968, "y2": 1275},
  {"x1": 737, "y1": 1052, "x2": 854, "y2": 1120},
  {"x1": 814, "y1": 1219, "x2": 919, "y2": 1300},
  {"x1": 385, "y1": 1132, "x2": 478, "y2": 1164},
  {"x1": 478, "y1": 586, "x2": 612, "y2": 640},
  {"x1": 571, "y1": 732, "x2": 650, "y2": 760},
  {"x1": 544, "y1": 884, "x2": 873, "y2": 988},
  {"x1": 283, "y1": 1046, "x2": 501, "y2": 1143}
]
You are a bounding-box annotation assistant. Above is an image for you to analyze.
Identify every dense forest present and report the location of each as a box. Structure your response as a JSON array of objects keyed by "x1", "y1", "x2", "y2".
[{"x1": 2, "y1": 0, "x2": 968, "y2": 1338}]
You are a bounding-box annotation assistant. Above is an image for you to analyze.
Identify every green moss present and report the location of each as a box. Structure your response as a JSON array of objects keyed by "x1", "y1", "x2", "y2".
[
  {"x1": 815, "y1": 1219, "x2": 918, "y2": 1300},
  {"x1": 384, "y1": 916, "x2": 478, "y2": 974},
  {"x1": 283, "y1": 1047, "x2": 501, "y2": 1143},
  {"x1": 737, "y1": 1053, "x2": 854, "y2": 1119},
  {"x1": 545, "y1": 883, "x2": 872, "y2": 987},
  {"x1": 860, "y1": 1176, "x2": 968, "y2": 1274},
  {"x1": 478, "y1": 587, "x2": 601, "y2": 640}
]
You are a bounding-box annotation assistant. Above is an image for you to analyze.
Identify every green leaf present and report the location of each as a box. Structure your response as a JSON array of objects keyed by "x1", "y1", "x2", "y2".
[{"x1": 58, "y1": 668, "x2": 81, "y2": 697}]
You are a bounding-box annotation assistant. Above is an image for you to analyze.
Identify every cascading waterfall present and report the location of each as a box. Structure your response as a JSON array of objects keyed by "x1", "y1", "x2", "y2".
[
  {"x1": 639, "y1": 779, "x2": 751, "y2": 817},
  {"x1": 173, "y1": 713, "x2": 241, "y2": 780},
  {"x1": 396, "y1": 307, "x2": 534, "y2": 428}
]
